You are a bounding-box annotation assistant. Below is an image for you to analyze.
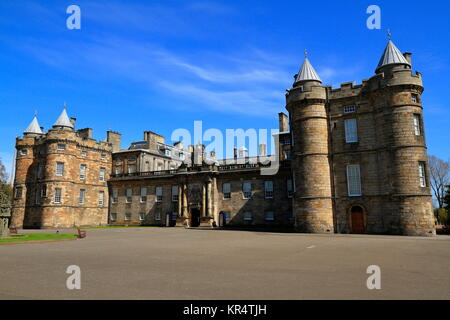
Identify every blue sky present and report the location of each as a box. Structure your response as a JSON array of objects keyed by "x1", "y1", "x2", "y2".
[{"x1": 0, "y1": 0, "x2": 449, "y2": 179}]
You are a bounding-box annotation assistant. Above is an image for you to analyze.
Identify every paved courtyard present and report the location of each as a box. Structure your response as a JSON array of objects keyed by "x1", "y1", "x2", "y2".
[{"x1": 1, "y1": 227, "x2": 449, "y2": 300}]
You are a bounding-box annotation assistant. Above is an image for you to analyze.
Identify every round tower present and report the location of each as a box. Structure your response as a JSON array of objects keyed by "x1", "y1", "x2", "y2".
[
  {"x1": 374, "y1": 38, "x2": 435, "y2": 236},
  {"x1": 286, "y1": 54, "x2": 334, "y2": 233},
  {"x1": 11, "y1": 114, "x2": 44, "y2": 228}
]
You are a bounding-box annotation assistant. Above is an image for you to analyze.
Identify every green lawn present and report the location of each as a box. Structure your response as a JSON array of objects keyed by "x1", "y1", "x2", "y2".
[{"x1": 0, "y1": 233, "x2": 77, "y2": 243}]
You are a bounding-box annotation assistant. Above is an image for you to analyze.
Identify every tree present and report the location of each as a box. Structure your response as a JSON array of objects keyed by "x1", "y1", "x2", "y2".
[
  {"x1": 444, "y1": 185, "x2": 450, "y2": 212},
  {"x1": 428, "y1": 155, "x2": 449, "y2": 209},
  {"x1": 0, "y1": 157, "x2": 12, "y2": 206}
]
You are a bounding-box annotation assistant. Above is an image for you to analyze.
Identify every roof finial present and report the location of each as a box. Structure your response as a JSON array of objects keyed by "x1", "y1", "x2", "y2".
[
  {"x1": 34, "y1": 110, "x2": 37, "y2": 117},
  {"x1": 304, "y1": 49, "x2": 308, "y2": 57},
  {"x1": 63, "y1": 102, "x2": 67, "y2": 109},
  {"x1": 387, "y1": 29, "x2": 391, "y2": 40}
]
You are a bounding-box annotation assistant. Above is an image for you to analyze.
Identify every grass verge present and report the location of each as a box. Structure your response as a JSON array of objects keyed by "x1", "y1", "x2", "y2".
[{"x1": 0, "y1": 233, "x2": 77, "y2": 243}]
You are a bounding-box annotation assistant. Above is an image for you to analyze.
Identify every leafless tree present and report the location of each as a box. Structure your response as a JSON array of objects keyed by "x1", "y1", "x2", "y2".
[
  {"x1": 428, "y1": 155, "x2": 449, "y2": 209},
  {"x1": 0, "y1": 157, "x2": 7, "y2": 184}
]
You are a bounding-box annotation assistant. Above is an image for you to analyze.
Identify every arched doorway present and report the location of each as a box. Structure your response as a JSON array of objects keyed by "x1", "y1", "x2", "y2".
[
  {"x1": 190, "y1": 208, "x2": 200, "y2": 227},
  {"x1": 350, "y1": 206, "x2": 365, "y2": 234}
]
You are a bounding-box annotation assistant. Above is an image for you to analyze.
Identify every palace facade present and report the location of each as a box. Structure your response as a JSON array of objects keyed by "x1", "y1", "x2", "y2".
[{"x1": 11, "y1": 39, "x2": 436, "y2": 236}]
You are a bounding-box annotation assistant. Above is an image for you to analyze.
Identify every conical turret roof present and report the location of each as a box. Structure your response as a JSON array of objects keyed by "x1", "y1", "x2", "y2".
[
  {"x1": 24, "y1": 115, "x2": 43, "y2": 134},
  {"x1": 295, "y1": 57, "x2": 322, "y2": 83},
  {"x1": 53, "y1": 106, "x2": 74, "y2": 129},
  {"x1": 376, "y1": 39, "x2": 410, "y2": 73}
]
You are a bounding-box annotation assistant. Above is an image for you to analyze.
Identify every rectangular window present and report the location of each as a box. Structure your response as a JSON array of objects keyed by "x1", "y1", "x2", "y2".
[
  {"x1": 284, "y1": 150, "x2": 292, "y2": 160},
  {"x1": 126, "y1": 189, "x2": 132, "y2": 203},
  {"x1": 128, "y1": 164, "x2": 136, "y2": 174},
  {"x1": 411, "y1": 94, "x2": 418, "y2": 103},
  {"x1": 156, "y1": 186, "x2": 163, "y2": 202},
  {"x1": 124, "y1": 213, "x2": 131, "y2": 221},
  {"x1": 155, "y1": 212, "x2": 161, "y2": 221},
  {"x1": 115, "y1": 166, "x2": 122, "y2": 175},
  {"x1": 287, "y1": 179, "x2": 294, "y2": 198},
  {"x1": 165, "y1": 149, "x2": 171, "y2": 157},
  {"x1": 37, "y1": 164, "x2": 44, "y2": 179},
  {"x1": 41, "y1": 185, "x2": 47, "y2": 198},
  {"x1": 35, "y1": 189, "x2": 40, "y2": 205},
  {"x1": 56, "y1": 162, "x2": 65, "y2": 176},
  {"x1": 344, "y1": 119, "x2": 358, "y2": 143},
  {"x1": 20, "y1": 149, "x2": 27, "y2": 156},
  {"x1": 140, "y1": 187, "x2": 147, "y2": 202},
  {"x1": 265, "y1": 211, "x2": 275, "y2": 221},
  {"x1": 54, "y1": 188, "x2": 62, "y2": 203},
  {"x1": 98, "y1": 191, "x2": 105, "y2": 206},
  {"x1": 139, "y1": 213, "x2": 145, "y2": 221},
  {"x1": 179, "y1": 153, "x2": 185, "y2": 160},
  {"x1": 15, "y1": 187, "x2": 23, "y2": 199},
  {"x1": 413, "y1": 114, "x2": 421, "y2": 136},
  {"x1": 80, "y1": 164, "x2": 87, "y2": 180},
  {"x1": 99, "y1": 168, "x2": 106, "y2": 181},
  {"x1": 344, "y1": 106, "x2": 356, "y2": 114},
  {"x1": 172, "y1": 185, "x2": 179, "y2": 202},
  {"x1": 57, "y1": 144, "x2": 66, "y2": 151},
  {"x1": 101, "y1": 153, "x2": 107, "y2": 160},
  {"x1": 242, "y1": 182, "x2": 252, "y2": 199},
  {"x1": 244, "y1": 212, "x2": 253, "y2": 221},
  {"x1": 112, "y1": 189, "x2": 118, "y2": 203},
  {"x1": 419, "y1": 162, "x2": 427, "y2": 187},
  {"x1": 110, "y1": 213, "x2": 117, "y2": 222},
  {"x1": 264, "y1": 181, "x2": 274, "y2": 199},
  {"x1": 79, "y1": 189, "x2": 85, "y2": 205},
  {"x1": 347, "y1": 165, "x2": 362, "y2": 196},
  {"x1": 223, "y1": 183, "x2": 231, "y2": 199},
  {"x1": 81, "y1": 150, "x2": 87, "y2": 157}
]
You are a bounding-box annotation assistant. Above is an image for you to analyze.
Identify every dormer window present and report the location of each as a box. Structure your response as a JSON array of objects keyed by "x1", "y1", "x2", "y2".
[
  {"x1": 344, "y1": 106, "x2": 356, "y2": 114},
  {"x1": 165, "y1": 149, "x2": 171, "y2": 157}
]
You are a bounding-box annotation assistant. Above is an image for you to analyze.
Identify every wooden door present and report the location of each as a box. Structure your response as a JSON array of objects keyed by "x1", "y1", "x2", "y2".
[{"x1": 351, "y1": 206, "x2": 365, "y2": 234}]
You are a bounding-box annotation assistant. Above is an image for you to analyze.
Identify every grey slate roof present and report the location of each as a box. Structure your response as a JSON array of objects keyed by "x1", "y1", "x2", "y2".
[
  {"x1": 24, "y1": 115, "x2": 43, "y2": 134},
  {"x1": 295, "y1": 57, "x2": 322, "y2": 83},
  {"x1": 53, "y1": 107, "x2": 74, "y2": 128},
  {"x1": 376, "y1": 40, "x2": 410, "y2": 72}
]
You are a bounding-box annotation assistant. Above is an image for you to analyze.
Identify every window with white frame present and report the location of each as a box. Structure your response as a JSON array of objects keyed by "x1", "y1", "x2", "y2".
[
  {"x1": 346, "y1": 165, "x2": 362, "y2": 196},
  {"x1": 80, "y1": 164, "x2": 87, "y2": 180},
  {"x1": 344, "y1": 119, "x2": 358, "y2": 143},
  {"x1": 112, "y1": 189, "x2": 118, "y2": 203},
  {"x1": 223, "y1": 183, "x2": 231, "y2": 199},
  {"x1": 98, "y1": 191, "x2": 105, "y2": 206},
  {"x1": 419, "y1": 162, "x2": 427, "y2": 187},
  {"x1": 413, "y1": 114, "x2": 422, "y2": 136},
  {"x1": 126, "y1": 189, "x2": 132, "y2": 203},
  {"x1": 56, "y1": 162, "x2": 65, "y2": 176},
  {"x1": 110, "y1": 213, "x2": 117, "y2": 221},
  {"x1": 124, "y1": 213, "x2": 131, "y2": 221},
  {"x1": 79, "y1": 189, "x2": 85, "y2": 205},
  {"x1": 54, "y1": 188, "x2": 62, "y2": 203},
  {"x1": 244, "y1": 211, "x2": 253, "y2": 221},
  {"x1": 172, "y1": 185, "x2": 179, "y2": 202},
  {"x1": 156, "y1": 186, "x2": 163, "y2": 202},
  {"x1": 57, "y1": 144, "x2": 66, "y2": 151},
  {"x1": 344, "y1": 106, "x2": 356, "y2": 114},
  {"x1": 264, "y1": 181, "x2": 274, "y2": 199},
  {"x1": 140, "y1": 187, "x2": 147, "y2": 202},
  {"x1": 99, "y1": 168, "x2": 106, "y2": 181},
  {"x1": 128, "y1": 164, "x2": 136, "y2": 174},
  {"x1": 139, "y1": 213, "x2": 145, "y2": 221},
  {"x1": 179, "y1": 153, "x2": 185, "y2": 160},
  {"x1": 115, "y1": 166, "x2": 122, "y2": 175},
  {"x1": 242, "y1": 182, "x2": 252, "y2": 199},
  {"x1": 155, "y1": 212, "x2": 161, "y2": 221},
  {"x1": 287, "y1": 179, "x2": 294, "y2": 198},
  {"x1": 265, "y1": 211, "x2": 275, "y2": 221},
  {"x1": 165, "y1": 149, "x2": 171, "y2": 157}
]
